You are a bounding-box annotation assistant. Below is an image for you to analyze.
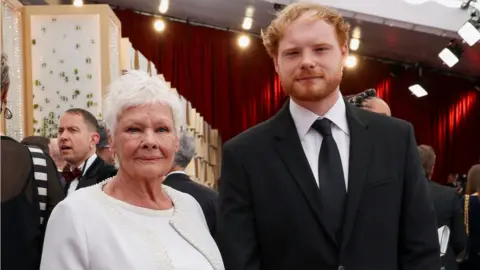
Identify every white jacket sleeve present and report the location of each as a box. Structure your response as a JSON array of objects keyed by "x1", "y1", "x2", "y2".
[{"x1": 40, "y1": 201, "x2": 88, "y2": 270}]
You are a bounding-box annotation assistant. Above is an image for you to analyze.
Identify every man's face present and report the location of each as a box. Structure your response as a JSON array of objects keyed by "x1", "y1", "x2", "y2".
[
  {"x1": 58, "y1": 113, "x2": 99, "y2": 167},
  {"x1": 274, "y1": 13, "x2": 347, "y2": 102}
]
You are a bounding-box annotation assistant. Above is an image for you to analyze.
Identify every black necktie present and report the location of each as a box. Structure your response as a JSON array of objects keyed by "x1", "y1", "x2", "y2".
[{"x1": 312, "y1": 118, "x2": 346, "y2": 243}]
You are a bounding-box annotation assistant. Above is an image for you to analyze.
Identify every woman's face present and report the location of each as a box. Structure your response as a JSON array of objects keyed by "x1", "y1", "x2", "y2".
[{"x1": 112, "y1": 103, "x2": 179, "y2": 180}]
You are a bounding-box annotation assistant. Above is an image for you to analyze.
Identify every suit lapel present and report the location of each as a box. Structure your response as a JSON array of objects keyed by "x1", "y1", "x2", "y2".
[
  {"x1": 273, "y1": 102, "x2": 338, "y2": 247},
  {"x1": 76, "y1": 157, "x2": 102, "y2": 190},
  {"x1": 340, "y1": 104, "x2": 373, "y2": 253}
]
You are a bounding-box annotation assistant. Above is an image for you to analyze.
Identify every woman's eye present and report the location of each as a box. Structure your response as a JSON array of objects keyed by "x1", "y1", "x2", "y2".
[{"x1": 127, "y1": 127, "x2": 140, "y2": 133}]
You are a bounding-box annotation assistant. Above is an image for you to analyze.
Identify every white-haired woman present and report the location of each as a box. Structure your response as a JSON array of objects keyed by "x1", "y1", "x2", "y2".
[{"x1": 40, "y1": 71, "x2": 224, "y2": 270}]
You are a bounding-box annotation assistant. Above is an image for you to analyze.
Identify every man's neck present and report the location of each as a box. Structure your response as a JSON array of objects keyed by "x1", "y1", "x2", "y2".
[
  {"x1": 292, "y1": 89, "x2": 339, "y2": 116},
  {"x1": 70, "y1": 151, "x2": 95, "y2": 169}
]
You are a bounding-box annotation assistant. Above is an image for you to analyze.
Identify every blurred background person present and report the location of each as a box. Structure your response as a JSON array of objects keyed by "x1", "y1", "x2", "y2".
[
  {"x1": 40, "y1": 71, "x2": 223, "y2": 270},
  {"x1": 418, "y1": 145, "x2": 466, "y2": 270},
  {"x1": 347, "y1": 88, "x2": 391, "y2": 116},
  {"x1": 164, "y1": 130, "x2": 219, "y2": 235},
  {"x1": 96, "y1": 123, "x2": 115, "y2": 165},
  {"x1": 1, "y1": 52, "x2": 64, "y2": 270},
  {"x1": 459, "y1": 164, "x2": 480, "y2": 270}
]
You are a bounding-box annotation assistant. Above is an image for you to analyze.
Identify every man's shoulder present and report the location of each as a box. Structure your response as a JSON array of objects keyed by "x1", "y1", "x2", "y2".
[
  {"x1": 224, "y1": 117, "x2": 275, "y2": 151},
  {"x1": 429, "y1": 181, "x2": 457, "y2": 197},
  {"x1": 165, "y1": 174, "x2": 218, "y2": 200},
  {"x1": 355, "y1": 108, "x2": 412, "y2": 140}
]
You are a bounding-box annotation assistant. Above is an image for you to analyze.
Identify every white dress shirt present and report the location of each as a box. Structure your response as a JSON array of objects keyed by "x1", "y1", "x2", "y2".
[
  {"x1": 289, "y1": 92, "x2": 350, "y2": 190},
  {"x1": 67, "y1": 154, "x2": 97, "y2": 195}
]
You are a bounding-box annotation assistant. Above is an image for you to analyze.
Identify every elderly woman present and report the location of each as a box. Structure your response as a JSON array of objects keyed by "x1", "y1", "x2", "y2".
[{"x1": 40, "y1": 71, "x2": 224, "y2": 270}]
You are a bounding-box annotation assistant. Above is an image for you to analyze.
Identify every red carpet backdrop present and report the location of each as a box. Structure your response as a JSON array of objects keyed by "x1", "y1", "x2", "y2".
[{"x1": 114, "y1": 9, "x2": 480, "y2": 184}]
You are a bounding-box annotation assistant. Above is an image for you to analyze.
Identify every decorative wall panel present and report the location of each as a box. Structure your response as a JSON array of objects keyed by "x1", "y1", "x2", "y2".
[{"x1": 30, "y1": 14, "x2": 101, "y2": 137}]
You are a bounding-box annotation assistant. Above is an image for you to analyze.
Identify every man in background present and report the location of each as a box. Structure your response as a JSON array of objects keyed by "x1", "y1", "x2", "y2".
[
  {"x1": 418, "y1": 145, "x2": 466, "y2": 270},
  {"x1": 163, "y1": 131, "x2": 218, "y2": 235},
  {"x1": 58, "y1": 108, "x2": 117, "y2": 195},
  {"x1": 96, "y1": 123, "x2": 115, "y2": 165}
]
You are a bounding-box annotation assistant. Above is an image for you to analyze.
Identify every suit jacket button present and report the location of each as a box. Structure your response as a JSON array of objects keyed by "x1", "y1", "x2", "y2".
[{"x1": 338, "y1": 266, "x2": 345, "y2": 270}]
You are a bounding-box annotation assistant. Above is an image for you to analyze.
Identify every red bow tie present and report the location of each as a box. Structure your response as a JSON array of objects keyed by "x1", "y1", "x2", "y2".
[{"x1": 62, "y1": 167, "x2": 82, "y2": 183}]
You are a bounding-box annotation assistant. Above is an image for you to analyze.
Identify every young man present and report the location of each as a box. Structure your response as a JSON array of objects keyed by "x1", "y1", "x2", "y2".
[
  {"x1": 217, "y1": 3, "x2": 440, "y2": 270},
  {"x1": 58, "y1": 108, "x2": 117, "y2": 195}
]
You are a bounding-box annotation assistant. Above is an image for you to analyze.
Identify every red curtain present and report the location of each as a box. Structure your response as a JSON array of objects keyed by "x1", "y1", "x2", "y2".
[{"x1": 115, "y1": 10, "x2": 480, "y2": 183}]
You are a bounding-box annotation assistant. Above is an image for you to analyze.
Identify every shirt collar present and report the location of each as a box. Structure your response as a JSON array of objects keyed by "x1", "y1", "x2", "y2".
[
  {"x1": 289, "y1": 91, "x2": 349, "y2": 140},
  {"x1": 77, "y1": 154, "x2": 97, "y2": 175},
  {"x1": 166, "y1": 170, "x2": 187, "y2": 177}
]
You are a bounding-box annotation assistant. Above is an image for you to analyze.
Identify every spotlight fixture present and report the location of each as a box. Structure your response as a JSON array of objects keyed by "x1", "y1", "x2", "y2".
[
  {"x1": 349, "y1": 38, "x2": 360, "y2": 51},
  {"x1": 409, "y1": 66, "x2": 428, "y2": 97},
  {"x1": 154, "y1": 20, "x2": 166, "y2": 32},
  {"x1": 159, "y1": 0, "x2": 169, "y2": 14},
  {"x1": 458, "y1": 8, "x2": 480, "y2": 46},
  {"x1": 438, "y1": 39, "x2": 464, "y2": 68},
  {"x1": 238, "y1": 35, "x2": 250, "y2": 48},
  {"x1": 345, "y1": 55, "x2": 358, "y2": 68},
  {"x1": 73, "y1": 0, "x2": 83, "y2": 7},
  {"x1": 242, "y1": 17, "x2": 253, "y2": 30}
]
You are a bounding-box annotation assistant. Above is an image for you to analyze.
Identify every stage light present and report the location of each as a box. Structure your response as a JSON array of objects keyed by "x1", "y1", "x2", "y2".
[
  {"x1": 238, "y1": 35, "x2": 250, "y2": 48},
  {"x1": 245, "y1": 6, "x2": 255, "y2": 17},
  {"x1": 159, "y1": 0, "x2": 169, "y2": 14},
  {"x1": 438, "y1": 40, "x2": 464, "y2": 67},
  {"x1": 242, "y1": 17, "x2": 253, "y2": 30},
  {"x1": 458, "y1": 20, "x2": 480, "y2": 46},
  {"x1": 154, "y1": 20, "x2": 165, "y2": 32},
  {"x1": 349, "y1": 38, "x2": 360, "y2": 51},
  {"x1": 73, "y1": 0, "x2": 83, "y2": 7},
  {"x1": 409, "y1": 84, "x2": 428, "y2": 97},
  {"x1": 345, "y1": 55, "x2": 357, "y2": 68}
]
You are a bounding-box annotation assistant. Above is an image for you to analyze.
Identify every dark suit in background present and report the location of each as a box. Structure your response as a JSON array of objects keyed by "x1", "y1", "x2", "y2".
[
  {"x1": 64, "y1": 156, "x2": 117, "y2": 193},
  {"x1": 429, "y1": 180, "x2": 467, "y2": 270},
  {"x1": 164, "y1": 172, "x2": 218, "y2": 235},
  {"x1": 217, "y1": 101, "x2": 441, "y2": 270}
]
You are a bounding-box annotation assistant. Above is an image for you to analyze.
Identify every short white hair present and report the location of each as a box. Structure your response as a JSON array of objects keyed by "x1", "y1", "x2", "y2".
[{"x1": 103, "y1": 70, "x2": 181, "y2": 135}]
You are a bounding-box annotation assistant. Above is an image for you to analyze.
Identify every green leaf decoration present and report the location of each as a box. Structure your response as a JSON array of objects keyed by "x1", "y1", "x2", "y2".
[
  {"x1": 75, "y1": 25, "x2": 81, "y2": 30},
  {"x1": 41, "y1": 86, "x2": 45, "y2": 91},
  {"x1": 91, "y1": 39, "x2": 95, "y2": 44},
  {"x1": 87, "y1": 74, "x2": 92, "y2": 79},
  {"x1": 50, "y1": 70, "x2": 53, "y2": 74},
  {"x1": 42, "y1": 63, "x2": 46, "y2": 68},
  {"x1": 98, "y1": 113, "x2": 102, "y2": 118},
  {"x1": 52, "y1": 17, "x2": 57, "y2": 22},
  {"x1": 41, "y1": 27, "x2": 46, "y2": 33},
  {"x1": 33, "y1": 104, "x2": 39, "y2": 109},
  {"x1": 60, "y1": 72, "x2": 65, "y2": 77},
  {"x1": 33, "y1": 119, "x2": 38, "y2": 124},
  {"x1": 32, "y1": 39, "x2": 36, "y2": 45},
  {"x1": 60, "y1": 59, "x2": 64, "y2": 64},
  {"x1": 64, "y1": 76, "x2": 69, "y2": 83},
  {"x1": 45, "y1": 98, "x2": 50, "y2": 103},
  {"x1": 56, "y1": 105, "x2": 60, "y2": 109},
  {"x1": 75, "y1": 44, "x2": 80, "y2": 49},
  {"x1": 86, "y1": 58, "x2": 92, "y2": 64},
  {"x1": 35, "y1": 80, "x2": 40, "y2": 86},
  {"x1": 74, "y1": 68, "x2": 79, "y2": 75},
  {"x1": 74, "y1": 89, "x2": 80, "y2": 95},
  {"x1": 76, "y1": 76, "x2": 80, "y2": 81}
]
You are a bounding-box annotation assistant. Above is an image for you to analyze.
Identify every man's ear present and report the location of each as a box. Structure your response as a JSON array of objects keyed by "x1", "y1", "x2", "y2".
[{"x1": 91, "y1": 132, "x2": 100, "y2": 146}]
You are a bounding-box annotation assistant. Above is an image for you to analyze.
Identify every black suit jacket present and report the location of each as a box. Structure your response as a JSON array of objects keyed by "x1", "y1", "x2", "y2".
[
  {"x1": 428, "y1": 180, "x2": 466, "y2": 270},
  {"x1": 65, "y1": 157, "x2": 117, "y2": 193},
  {"x1": 217, "y1": 100, "x2": 441, "y2": 270},
  {"x1": 164, "y1": 172, "x2": 218, "y2": 235}
]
